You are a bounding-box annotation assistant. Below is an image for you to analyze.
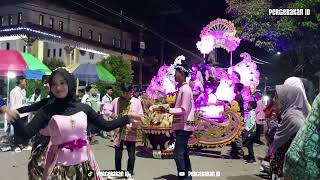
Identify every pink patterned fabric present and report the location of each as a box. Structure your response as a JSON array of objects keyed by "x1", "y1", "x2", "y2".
[
  {"x1": 255, "y1": 99, "x2": 266, "y2": 125},
  {"x1": 42, "y1": 111, "x2": 102, "y2": 180},
  {"x1": 103, "y1": 97, "x2": 144, "y2": 146},
  {"x1": 170, "y1": 83, "x2": 195, "y2": 131}
]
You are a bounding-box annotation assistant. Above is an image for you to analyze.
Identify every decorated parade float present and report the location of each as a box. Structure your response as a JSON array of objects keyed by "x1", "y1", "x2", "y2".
[{"x1": 140, "y1": 18, "x2": 260, "y2": 158}]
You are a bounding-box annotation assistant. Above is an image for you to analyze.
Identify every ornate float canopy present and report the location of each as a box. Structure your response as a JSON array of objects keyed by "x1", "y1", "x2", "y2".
[{"x1": 196, "y1": 18, "x2": 241, "y2": 55}]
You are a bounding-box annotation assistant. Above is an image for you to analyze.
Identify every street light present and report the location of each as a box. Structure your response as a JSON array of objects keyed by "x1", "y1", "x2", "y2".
[
  {"x1": 263, "y1": 95, "x2": 270, "y2": 105},
  {"x1": 276, "y1": 51, "x2": 281, "y2": 55}
]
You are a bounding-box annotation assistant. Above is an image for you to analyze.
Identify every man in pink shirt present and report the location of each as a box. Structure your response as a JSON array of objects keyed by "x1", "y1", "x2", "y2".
[
  {"x1": 154, "y1": 64, "x2": 195, "y2": 180},
  {"x1": 103, "y1": 84, "x2": 143, "y2": 180}
]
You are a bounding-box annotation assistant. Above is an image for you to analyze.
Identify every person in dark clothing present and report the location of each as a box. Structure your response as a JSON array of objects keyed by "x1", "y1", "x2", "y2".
[{"x1": 230, "y1": 83, "x2": 244, "y2": 158}]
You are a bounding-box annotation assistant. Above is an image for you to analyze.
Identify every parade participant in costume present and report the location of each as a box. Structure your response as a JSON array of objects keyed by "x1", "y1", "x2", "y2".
[
  {"x1": 103, "y1": 83, "x2": 144, "y2": 180},
  {"x1": 153, "y1": 62, "x2": 195, "y2": 180},
  {"x1": 8, "y1": 68, "x2": 142, "y2": 180},
  {"x1": 283, "y1": 93, "x2": 320, "y2": 180},
  {"x1": 269, "y1": 85, "x2": 307, "y2": 179},
  {"x1": 189, "y1": 69, "x2": 204, "y2": 96}
]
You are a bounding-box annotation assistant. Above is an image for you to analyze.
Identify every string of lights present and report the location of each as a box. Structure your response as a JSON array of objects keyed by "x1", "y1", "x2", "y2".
[{"x1": 0, "y1": 27, "x2": 61, "y2": 38}]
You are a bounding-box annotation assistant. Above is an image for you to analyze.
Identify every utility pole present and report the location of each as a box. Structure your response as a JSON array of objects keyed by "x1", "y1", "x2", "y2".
[{"x1": 139, "y1": 27, "x2": 145, "y2": 90}]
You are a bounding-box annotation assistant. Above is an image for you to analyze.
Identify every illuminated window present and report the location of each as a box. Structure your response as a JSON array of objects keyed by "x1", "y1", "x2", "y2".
[
  {"x1": 78, "y1": 27, "x2": 82, "y2": 37},
  {"x1": 88, "y1": 30, "x2": 93, "y2": 40},
  {"x1": 18, "y1": 12, "x2": 22, "y2": 24},
  {"x1": 59, "y1": 21, "x2": 63, "y2": 31},
  {"x1": 98, "y1": 33, "x2": 102, "y2": 42},
  {"x1": 39, "y1": 15, "x2": 44, "y2": 25},
  {"x1": 8, "y1": 15, "x2": 12, "y2": 25},
  {"x1": 49, "y1": 18, "x2": 54, "y2": 29}
]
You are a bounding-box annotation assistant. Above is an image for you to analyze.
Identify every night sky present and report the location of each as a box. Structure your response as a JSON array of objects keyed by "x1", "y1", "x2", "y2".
[
  {"x1": 2, "y1": 0, "x2": 285, "y2": 85},
  {"x1": 58, "y1": 0, "x2": 285, "y2": 86}
]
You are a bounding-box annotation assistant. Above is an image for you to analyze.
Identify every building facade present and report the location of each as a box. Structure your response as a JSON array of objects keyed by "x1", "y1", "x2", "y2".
[{"x1": 0, "y1": 0, "x2": 138, "y2": 66}]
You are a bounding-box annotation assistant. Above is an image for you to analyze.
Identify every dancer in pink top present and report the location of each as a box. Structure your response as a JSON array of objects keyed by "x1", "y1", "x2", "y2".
[{"x1": 9, "y1": 68, "x2": 142, "y2": 180}]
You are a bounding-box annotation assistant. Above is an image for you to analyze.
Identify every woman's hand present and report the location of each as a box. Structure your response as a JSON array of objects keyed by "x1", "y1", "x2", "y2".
[{"x1": 127, "y1": 113, "x2": 144, "y2": 123}]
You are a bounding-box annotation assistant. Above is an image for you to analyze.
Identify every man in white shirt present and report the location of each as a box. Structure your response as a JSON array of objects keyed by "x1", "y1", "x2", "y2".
[
  {"x1": 10, "y1": 76, "x2": 32, "y2": 152},
  {"x1": 101, "y1": 86, "x2": 113, "y2": 138},
  {"x1": 101, "y1": 86, "x2": 113, "y2": 105},
  {"x1": 81, "y1": 85, "x2": 91, "y2": 104}
]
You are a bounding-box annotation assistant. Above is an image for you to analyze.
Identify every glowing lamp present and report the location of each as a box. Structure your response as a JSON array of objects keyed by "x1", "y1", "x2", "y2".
[{"x1": 7, "y1": 71, "x2": 16, "y2": 78}]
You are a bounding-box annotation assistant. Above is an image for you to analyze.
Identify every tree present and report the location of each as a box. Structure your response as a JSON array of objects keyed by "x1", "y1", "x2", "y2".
[
  {"x1": 97, "y1": 55, "x2": 133, "y2": 98},
  {"x1": 43, "y1": 58, "x2": 65, "y2": 71},
  {"x1": 227, "y1": 0, "x2": 320, "y2": 78}
]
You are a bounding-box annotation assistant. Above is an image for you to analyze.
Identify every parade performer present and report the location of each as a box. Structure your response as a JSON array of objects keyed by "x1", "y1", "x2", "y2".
[
  {"x1": 8, "y1": 68, "x2": 142, "y2": 180},
  {"x1": 153, "y1": 63, "x2": 195, "y2": 180},
  {"x1": 103, "y1": 83, "x2": 144, "y2": 180}
]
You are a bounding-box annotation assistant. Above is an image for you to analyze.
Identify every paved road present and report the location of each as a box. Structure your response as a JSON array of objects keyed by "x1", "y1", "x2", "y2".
[{"x1": 0, "y1": 136, "x2": 267, "y2": 180}]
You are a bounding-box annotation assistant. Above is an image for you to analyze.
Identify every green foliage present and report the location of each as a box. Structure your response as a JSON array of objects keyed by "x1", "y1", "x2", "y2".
[
  {"x1": 227, "y1": 0, "x2": 320, "y2": 77},
  {"x1": 25, "y1": 80, "x2": 42, "y2": 98},
  {"x1": 43, "y1": 58, "x2": 65, "y2": 71},
  {"x1": 97, "y1": 55, "x2": 133, "y2": 98}
]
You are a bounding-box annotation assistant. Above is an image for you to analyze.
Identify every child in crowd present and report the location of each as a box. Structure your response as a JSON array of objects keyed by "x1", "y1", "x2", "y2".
[{"x1": 243, "y1": 101, "x2": 257, "y2": 163}]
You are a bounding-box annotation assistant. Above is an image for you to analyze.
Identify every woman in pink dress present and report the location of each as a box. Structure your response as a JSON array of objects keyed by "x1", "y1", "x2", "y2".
[{"x1": 9, "y1": 68, "x2": 142, "y2": 180}]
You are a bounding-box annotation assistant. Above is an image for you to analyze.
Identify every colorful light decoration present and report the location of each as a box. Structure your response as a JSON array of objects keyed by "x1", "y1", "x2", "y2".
[
  {"x1": 0, "y1": 27, "x2": 62, "y2": 38},
  {"x1": 196, "y1": 18, "x2": 241, "y2": 66},
  {"x1": 198, "y1": 105, "x2": 224, "y2": 119},
  {"x1": 196, "y1": 35, "x2": 215, "y2": 55},
  {"x1": 146, "y1": 19, "x2": 261, "y2": 122},
  {"x1": 197, "y1": 19, "x2": 241, "y2": 55},
  {"x1": 215, "y1": 79, "x2": 235, "y2": 102},
  {"x1": 233, "y1": 53, "x2": 260, "y2": 87},
  {"x1": 146, "y1": 64, "x2": 176, "y2": 98}
]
